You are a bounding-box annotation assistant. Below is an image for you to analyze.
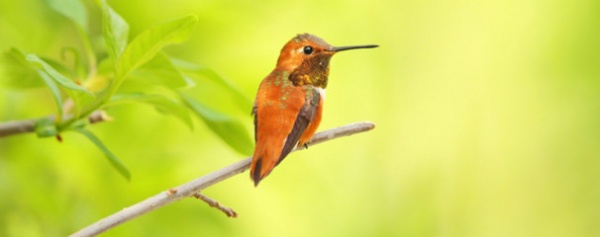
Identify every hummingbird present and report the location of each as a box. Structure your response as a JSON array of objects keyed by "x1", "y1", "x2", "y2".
[{"x1": 250, "y1": 33, "x2": 378, "y2": 186}]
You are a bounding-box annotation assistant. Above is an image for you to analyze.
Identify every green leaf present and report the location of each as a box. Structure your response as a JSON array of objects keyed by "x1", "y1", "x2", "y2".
[
  {"x1": 48, "y1": 0, "x2": 97, "y2": 83},
  {"x1": 96, "y1": 57, "x2": 114, "y2": 75},
  {"x1": 36, "y1": 71, "x2": 64, "y2": 121},
  {"x1": 47, "y1": 0, "x2": 88, "y2": 33},
  {"x1": 34, "y1": 118, "x2": 58, "y2": 138},
  {"x1": 172, "y1": 58, "x2": 252, "y2": 109},
  {"x1": 181, "y1": 93, "x2": 253, "y2": 155},
  {"x1": 67, "y1": 88, "x2": 97, "y2": 119},
  {"x1": 75, "y1": 128, "x2": 131, "y2": 180},
  {"x1": 108, "y1": 93, "x2": 193, "y2": 129},
  {"x1": 128, "y1": 53, "x2": 191, "y2": 89},
  {"x1": 41, "y1": 55, "x2": 72, "y2": 76},
  {"x1": 26, "y1": 54, "x2": 92, "y2": 95},
  {"x1": 0, "y1": 48, "x2": 44, "y2": 88},
  {"x1": 60, "y1": 47, "x2": 84, "y2": 78},
  {"x1": 27, "y1": 54, "x2": 94, "y2": 118},
  {"x1": 115, "y1": 15, "x2": 198, "y2": 80},
  {"x1": 99, "y1": 0, "x2": 129, "y2": 65}
]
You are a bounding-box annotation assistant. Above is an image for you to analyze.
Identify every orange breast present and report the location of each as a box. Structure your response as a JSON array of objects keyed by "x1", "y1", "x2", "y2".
[{"x1": 251, "y1": 71, "x2": 308, "y2": 181}]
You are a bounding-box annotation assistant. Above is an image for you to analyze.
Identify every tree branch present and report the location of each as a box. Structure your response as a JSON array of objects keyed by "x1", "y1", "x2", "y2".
[
  {"x1": 192, "y1": 192, "x2": 238, "y2": 218},
  {"x1": 69, "y1": 121, "x2": 375, "y2": 237},
  {"x1": 0, "y1": 111, "x2": 109, "y2": 137}
]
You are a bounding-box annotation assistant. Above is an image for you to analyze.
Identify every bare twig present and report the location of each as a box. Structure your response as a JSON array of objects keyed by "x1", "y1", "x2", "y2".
[
  {"x1": 0, "y1": 111, "x2": 109, "y2": 137},
  {"x1": 192, "y1": 192, "x2": 238, "y2": 218},
  {"x1": 69, "y1": 121, "x2": 375, "y2": 237}
]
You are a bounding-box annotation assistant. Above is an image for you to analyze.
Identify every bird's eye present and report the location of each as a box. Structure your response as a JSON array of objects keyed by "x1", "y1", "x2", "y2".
[{"x1": 303, "y1": 46, "x2": 313, "y2": 55}]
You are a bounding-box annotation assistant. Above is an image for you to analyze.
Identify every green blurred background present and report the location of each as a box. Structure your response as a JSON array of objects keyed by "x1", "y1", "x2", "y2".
[{"x1": 1, "y1": 0, "x2": 600, "y2": 236}]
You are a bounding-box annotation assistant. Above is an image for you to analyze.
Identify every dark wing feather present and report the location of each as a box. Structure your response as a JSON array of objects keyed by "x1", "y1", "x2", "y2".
[
  {"x1": 252, "y1": 101, "x2": 257, "y2": 142},
  {"x1": 276, "y1": 88, "x2": 320, "y2": 165}
]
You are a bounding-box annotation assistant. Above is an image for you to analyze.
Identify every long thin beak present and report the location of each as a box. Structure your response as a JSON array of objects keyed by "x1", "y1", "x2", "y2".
[{"x1": 330, "y1": 44, "x2": 379, "y2": 52}]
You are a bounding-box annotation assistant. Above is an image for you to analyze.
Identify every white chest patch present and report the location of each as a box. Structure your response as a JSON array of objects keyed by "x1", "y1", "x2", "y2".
[{"x1": 315, "y1": 87, "x2": 326, "y2": 101}]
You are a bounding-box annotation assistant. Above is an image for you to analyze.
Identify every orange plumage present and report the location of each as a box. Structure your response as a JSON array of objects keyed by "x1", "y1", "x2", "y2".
[{"x1": 250, "y1": 33, "x2": 377, "y2": 186}]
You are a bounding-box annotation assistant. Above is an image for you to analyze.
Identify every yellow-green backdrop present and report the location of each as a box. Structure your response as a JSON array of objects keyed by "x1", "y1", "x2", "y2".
[{"x1": 1, "y1": 0, "x2": 599, "y2": 236}]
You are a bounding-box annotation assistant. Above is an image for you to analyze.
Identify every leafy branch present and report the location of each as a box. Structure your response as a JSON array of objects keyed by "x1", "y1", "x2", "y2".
[
  {"x1": 0, "y1": 0, "x2": 253, "y2": 179},
  {"x1": 0, "y1": 111, "x2": 108, "y2": 137},
  {"x1": 1, "y1": 2, "x2": 377, "y2": 235}
]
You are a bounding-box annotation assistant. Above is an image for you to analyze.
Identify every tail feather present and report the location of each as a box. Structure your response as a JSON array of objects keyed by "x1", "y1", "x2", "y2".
[
  {"x1": 250, "y1": 147, "x2": 280, "y2": 186},
  {"x1": 251, "y1": 135, "x2": 290, "y2": 186},
  {"x1": 250, "y1": 156, "x2": 277, "y2": 186},
  {"x1": 251, "y1": 158, "x2": 263, "y2": 186}
]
